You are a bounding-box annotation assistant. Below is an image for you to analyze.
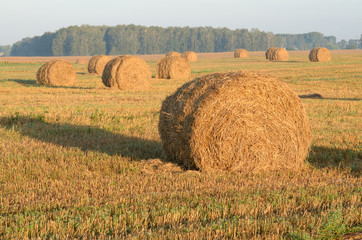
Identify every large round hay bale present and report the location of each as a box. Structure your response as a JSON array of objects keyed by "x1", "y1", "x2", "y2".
[
  {"x1": 268, "y1": 48, "x2": 289, "y2": 61},
  {"x1": 159, "y1": 70, "x2": 312, "y2": 173},
  {"x1": 181, "y1": 51, "x2": 197, "y2": 62},
  {"x1": 88, "y1": 55, "x2": 111, "y2": 75},
  {"x1": 309, "y1": 47, "x2": 331, "y2": 62},
  {"x1": 234, "y1": 49, "x2": 249, "y2": 58},
  {"x1": 101, "y1": 55, "x2": 151, "y2": 90},
  {"x1": 36, "y1": 60, "x2": 76, "y2": 86},
  {"x1": 265, "y1": 47, "x2": 278, "y2": 59},
  {"x1": 156, "y1": 56, "x2": 191, "y2": 79},
  {"x1": 166, "y1": 51, "x2": 181, "y2": 57}
]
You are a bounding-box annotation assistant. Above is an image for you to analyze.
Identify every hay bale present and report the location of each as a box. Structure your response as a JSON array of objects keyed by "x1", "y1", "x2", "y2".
[
  {"x1": 268, "y1": 48, "x2": 289, "y2": 61},
  {"x1": 158, "y1": 70, "x2": 312, "y2": 173},
  {"x1": 88, "y1": 55, "x2": 102, "y2": 74},
  {"x1": 156, "y1": 56, "x2": 191, "y2": 79},
  {"x1": 94, "y1": 55, "x2": 112, "y2": 75},
  {"x1": 76, "y1": 59, "x2": 89, "y2": 65},
  {"x1": 87, "y1": 55, "x2": 111, "y2": 75},
  {"x1": 309, "y1": 47, "x2": 331, "y2": 62},
  {"x1": 101, "y1": 55, "x2": 151, "y2": 90},
  {"x1": 234, "y1": 49, "x2": 249, "y2": 58},
  {"x1": 166, "y1": 51, "x2": 181, "y2": 57},
  {"x1": 181, "y1": 51, "x2": 197, "y2": 62},
  {"x1": 36, "y1": 60, "x2": 76, "y2": 86},
  {"x1": 265, "y1": 47, "x2": 278, "y2": 59}
]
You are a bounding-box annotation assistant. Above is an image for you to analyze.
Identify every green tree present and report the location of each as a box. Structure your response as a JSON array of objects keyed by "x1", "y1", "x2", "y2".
[
  {"x1": 52, "y1": 25, "x2": 107, "y2": 56},
  {"x1": 10, "y1": 32, "x2": 55, "y2": 56}
]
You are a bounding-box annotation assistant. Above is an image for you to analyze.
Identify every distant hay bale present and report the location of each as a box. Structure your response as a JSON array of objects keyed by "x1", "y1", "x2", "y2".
[
  {"x1": 166, "y1": 51, "x2": 181, "y2": 57},
  {"x1": 156, "y1": 56, "x2": 191, "y2": 79},
  {"x1": 101, "y1": 55, "x2": 151, "y2": 90},
  {"x1": 268, "y1": 48, "x2": 289, "y2": 61},
  {"x1": 309, "y1": 47, "x2": 331, "y2": 62},
  {"x1": 158, "y1": 70, "x2": 312, "y2": 173},
  {"x1": 76, "y1": 59, "x2": 88, "y2": 65},
  {"x1": 265, "y1": 47, "x2": 278, "y2": 59},
  {"x1": 88, "y1": 55, "x2": 101, "y2": 74},
  {"x1": 88, "y1": 55, "x2": 111, "y2": 75},
  {"x1": 234, "y1": 49, "x2": 249, "y2": 58},
  {"x1": 36, "y1": 60, "x2": 76, "y2": 86},
  {"x1": 181, "y1": 51, "x2": 197, "y2": 62}
]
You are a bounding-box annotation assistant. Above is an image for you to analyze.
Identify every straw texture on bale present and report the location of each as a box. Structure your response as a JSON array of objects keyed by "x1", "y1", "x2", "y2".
[
  {"x1": 234, "y1": 49, "x2": 249, "y2": 58},
  {"x1": 159, "y1": 70, "x2": 312, "y2": 173},
  {"x1": 166, "y1": 51, "x2": 181, "y2": 57},
  {"x1": 88, "y1": 55, "x2": 111, "y2": 75},
  {"x1": 102, "y1": 55, "x2": 151, "y2": 90},
  {"x1": 268, "y1": 48, "x2": 289, "y2": 61},
  {"x1": 88, "y1": 55, "x2": 102, "y2": 74},
  {"x1": 265, "y1": 47, "x2": 278, "y2": 59},
  {"x1": 309, "y1": 47, "x2": 331, "y2": 62},
  {"x1": 36, "y1": 60, "x2": 76, "y2": 86},
  {"x1": 181, "y1": 51, "x2": 197, "y2": 62},
  {"x1": 156, "y1": 56, "x2": 191, "y2": 79}
]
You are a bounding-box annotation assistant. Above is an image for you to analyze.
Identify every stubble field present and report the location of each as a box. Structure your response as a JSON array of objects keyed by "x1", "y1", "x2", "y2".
[{"x1": 0, "y1": 50, "x2": 361, "y2": 239}]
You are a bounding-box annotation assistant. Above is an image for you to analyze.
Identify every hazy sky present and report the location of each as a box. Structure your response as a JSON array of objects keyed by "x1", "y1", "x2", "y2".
[{"x1": 1, "y1": 0, "x2": 361, "y2": 45}]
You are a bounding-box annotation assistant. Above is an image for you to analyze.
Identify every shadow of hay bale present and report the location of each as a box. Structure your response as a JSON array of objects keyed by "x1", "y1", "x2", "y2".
[
  {"x1": 0, "y1": 116, "x2": 162, "y2": 160},
  {"x1": 308, "y1": 146, "x2": 361, "y2": 176},
  {"x1": 299, "y1": 93, "x2": 324, "y2": 99},
  {"x1": 298, "y1": 93, "x2": 361, "y2": 101},
  {"x1": 7, "y1": 79, "x2": 93, "y2": 89},
  {"x1": 7, "y1": 79, "x2": 37, "y2": 86}
]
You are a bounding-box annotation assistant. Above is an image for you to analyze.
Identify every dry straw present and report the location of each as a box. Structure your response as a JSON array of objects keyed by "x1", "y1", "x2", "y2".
[
  {"x1": 156, "y1": 56, "x2": 191, "y2": 79},
  {"x1": 265, "y1": 47, "x2": 278, "y2": 59},
  {"x1": 36, "y1": 60, "x2": 76, "y2": 86},
  {"x1": 102, "y1": 55, "x2": 151, "y2": 90},
  {"x1": 88, "y1": 55, "x2": 101, "y2": 73},
  {"x1": 309, "y1": 47, "x2": 331, "y2": 62},
  {"x1": 181, "y1": 51, "x2": 197, "y2": 62},
  {"x1": 267, "y1": 48, "x2": 289, "y2": 61},
  {"x1": 88, "y1": 55, "x2": 112, "y2": 75},
  {"x1": 159, "y1": 70, "x2": 312, "y2": 173},
  {"x1": 234, "y1": 49, "x2": 249, "y2": 58},
  {"x1": 166, "y1": 51, "x2": 181, "y2": 57}
]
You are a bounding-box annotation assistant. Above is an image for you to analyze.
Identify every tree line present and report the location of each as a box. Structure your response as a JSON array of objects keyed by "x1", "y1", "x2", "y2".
[{"x1": 7, "y1": 25, "x2": 361, "y2": 56}]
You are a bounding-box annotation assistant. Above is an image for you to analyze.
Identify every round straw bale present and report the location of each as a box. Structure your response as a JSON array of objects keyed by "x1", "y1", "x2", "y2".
[
  {"x1": 166, "y1": 51, "x2": 181, "y2": 57},
  {"x1": 87, "y1": 55, "x2": 111, "y2": 75},
  {"x1": 88, "y1": 55, "x2": 102, "y2": 74},
  {"x1": 181, "y1": 51, "x2": 197, "y2": 62},
  {"x1": 234, "y1": 49, "x2": 249, "y2": 58},
  {"x1": 94, "y1": 55, "x2": 112, "y2": 75},
  {"x1": 309, "y1": 47, "x2": 331, "y2": 62},
  {"x1": 268, "y1": 48, "x2": 289, "y2": 61},
  {"x1": 159, "y1": 70, "x2": 312, "y2": 173},
  {"x1": 36, "y1": 60, "x2": 76, "y2": 86},
  {"x1": 102, "y1": 55, "x2": 151, "y2": 90},
  {"x1": 265, "y1": 47, "x2": 278, "y2": 59},
  {"x1": 156, "y1": 56, "x2": 191, "y2": 79},
  {"x1": 76, "y1": 59, "x2": 89, "y2": 65}
]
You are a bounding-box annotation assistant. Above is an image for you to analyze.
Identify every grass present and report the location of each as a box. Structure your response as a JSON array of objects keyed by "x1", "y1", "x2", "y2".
[{"x1": 0, "y1": 50, "x2": 361, "y2": 239}]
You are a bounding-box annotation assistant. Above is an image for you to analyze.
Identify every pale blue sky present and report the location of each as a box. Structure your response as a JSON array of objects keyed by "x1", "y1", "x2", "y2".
[{"x1": 1, "y1": 0, "x2": 361, "y2": 45}]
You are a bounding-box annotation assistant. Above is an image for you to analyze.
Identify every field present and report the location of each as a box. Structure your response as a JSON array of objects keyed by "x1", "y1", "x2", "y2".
[{"x1": 0, "y1": 50, "x2": 361, "y2": 239}]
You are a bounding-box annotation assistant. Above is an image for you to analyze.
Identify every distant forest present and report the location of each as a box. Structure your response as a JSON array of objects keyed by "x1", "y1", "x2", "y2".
[{"x1": 5, "y1": 25, "x2": 362, "y2": 56}]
